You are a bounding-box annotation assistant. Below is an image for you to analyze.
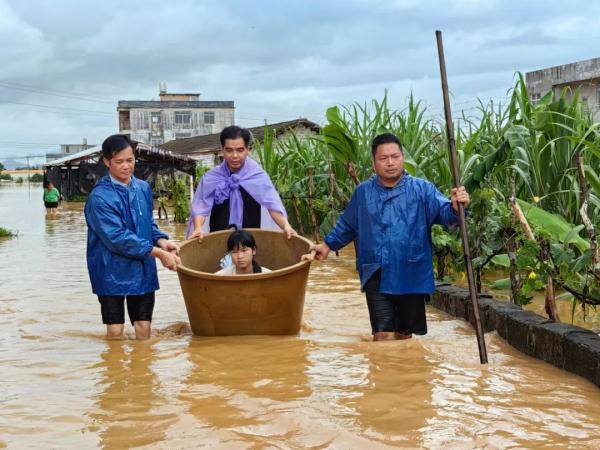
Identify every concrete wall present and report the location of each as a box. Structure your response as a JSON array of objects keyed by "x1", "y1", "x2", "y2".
[
  {"x1": 526, "y1": 57, "x2": 600, "y2": 122},
  {"x1": 526, "y1": 57, "x2": 600, "y2": 95},
  {"x1": 432, "y1": 284, "x2": 600, "y2": 387},
  {"x1": 124, "y1": 108, "x2": 235, "y2": 145}
]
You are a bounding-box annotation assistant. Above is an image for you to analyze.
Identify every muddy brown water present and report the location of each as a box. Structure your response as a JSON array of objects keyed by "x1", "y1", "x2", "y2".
[{"x1": 1, "y1": 185, "x2": 599, "y2": 449}]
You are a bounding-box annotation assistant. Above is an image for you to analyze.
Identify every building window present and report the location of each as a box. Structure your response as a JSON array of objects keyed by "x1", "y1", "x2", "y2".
[
  {"x1": 203, "y1": 111, "x2": 215, "y2": 124},
  {"x1": 150, "y1": 137, "x2": 163, "y2": 146},
  {"x1": 151, "y1": 112, "x2": 161, "y2": 124},
  {"x1": 174, "y1": 111, "x2": 191, "y2": 128},
  {"x1": 139, "y1": 112, "x2": 150, "y2": 130},
  {"x1": 175, "y1": 132, "x2": 191, "y2": 139}
]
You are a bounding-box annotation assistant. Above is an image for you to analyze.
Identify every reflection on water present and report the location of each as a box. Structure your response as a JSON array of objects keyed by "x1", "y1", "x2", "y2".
[
  {"x1": 1, "y1": 185, "x2": 600, "y2": 449},
  {"x1": 179, "y1": 336, "x2": 311, "y2": 445},
  {"x1": 88, "y1": 341, "x2": 177, "y2": 449},
  {"x1": 340, "y1": 341, "x2": 435, "y2": 447}
]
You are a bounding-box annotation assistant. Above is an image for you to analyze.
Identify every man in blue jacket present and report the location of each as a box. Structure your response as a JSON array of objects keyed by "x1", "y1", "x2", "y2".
[
  {"x1": 85, "y1": 135, "x2": 180, "y2": 340},
  {"x1": 310, "y1": 133, "x2": 470, "y2": 341}
]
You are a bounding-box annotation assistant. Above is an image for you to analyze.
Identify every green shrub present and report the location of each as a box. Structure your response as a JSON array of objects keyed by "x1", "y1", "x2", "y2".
[
  {"x1": 29, "y1": 173, "x2": 44, "y2": 182},
  {"x1": 169, "y1": 177, "x2": 190, "y2": 223},
  {"x1": 0, "y1": 227, "x2": 16, "y2": 238}
]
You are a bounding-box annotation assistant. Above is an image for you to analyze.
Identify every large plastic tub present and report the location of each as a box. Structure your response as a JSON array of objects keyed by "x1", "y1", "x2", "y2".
[{"x1": 177, "y1": 229, "x2": 313, "y2": 336}]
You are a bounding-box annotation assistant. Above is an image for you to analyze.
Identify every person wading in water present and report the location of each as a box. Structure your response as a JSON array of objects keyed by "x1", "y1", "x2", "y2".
[
  {"x1": 187, "y1": 126, "x2": 296, "y2": 241},
  {"x1": 308, "y1": 133, "x2": 470, "y2": 341},
  {"x1": 84, "y1": 134, "x2": 180, "y2": 340}
]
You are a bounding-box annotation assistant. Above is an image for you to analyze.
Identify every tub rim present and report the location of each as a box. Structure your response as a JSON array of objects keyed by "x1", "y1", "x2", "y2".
[{"x1": 176, "y1": 229, "x2": 314, "y2": 280}]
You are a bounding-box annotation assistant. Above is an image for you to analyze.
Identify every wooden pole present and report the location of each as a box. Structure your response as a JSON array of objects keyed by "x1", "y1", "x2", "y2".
[
  {"x1": 436, "y1": 30, "x2": 488, "y2": 364},
  {"x1": 307, "y1": 166, "x2": 320, "y2": 243}
]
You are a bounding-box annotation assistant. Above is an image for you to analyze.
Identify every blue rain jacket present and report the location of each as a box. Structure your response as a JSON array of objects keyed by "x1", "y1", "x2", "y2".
[
  {"x1": 324, "y1": 174, "x2": 459, "y2": 295},
  {"x1": 84, "y1": 176, "x2": 168, "y2": 296}
]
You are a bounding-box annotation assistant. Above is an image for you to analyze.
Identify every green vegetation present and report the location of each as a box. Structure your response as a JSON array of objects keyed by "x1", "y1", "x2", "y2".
[
  {"x1": 29, "y1": 173, "x2": 44, "y2": 182},
  {"x1": 0, "y1": 173, "x2": 12, "y2": 181},
  {"x1": 70, "y1": 194, "x2": 88, "y2": 202},
  {"x1": 254, "y1": 74, "x2": 600, "y2": 320},
  {"x1": 170, "y1": 177, "x2": 190, "y2": 223},
  {"x1": 194, "y1": 162, "x2": 210, "y2": 188},
  {"x1": 0, "y1": 227, "x2": 16, "y2": 238},
  {"x1": 153, "y1": 173, "x2": 194, "y2": 223}
]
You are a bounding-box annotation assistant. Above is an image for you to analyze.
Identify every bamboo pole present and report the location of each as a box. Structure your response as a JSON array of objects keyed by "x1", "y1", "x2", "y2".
[
  {"x1": 507, "y1": 173, "x2": 521, "y2": 304},
  {"x1": 575, "y1": 150, "x2": 600, "y2": 281},
  {"x1": 290, "y1": 193, "x2": 306, "y2": 237},
  {"x1": 509, "y1": 197, "x2": 560, "y2": 322},
  {"x1": 436, "y1": 30, "x2": 488, "y2": 364},
  {"x1": 307, "y1": 166, "x2": 320, "y2": 243}
]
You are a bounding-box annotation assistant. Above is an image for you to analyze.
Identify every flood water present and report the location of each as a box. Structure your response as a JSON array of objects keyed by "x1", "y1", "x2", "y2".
[{"x1": 1, "y1": 184, "x2": 599, "y2": 449}]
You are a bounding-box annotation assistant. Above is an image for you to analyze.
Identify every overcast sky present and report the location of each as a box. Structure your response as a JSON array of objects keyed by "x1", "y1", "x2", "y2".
[{"x1": 1, "y1": 0, "x2": 599, "y2": 162}]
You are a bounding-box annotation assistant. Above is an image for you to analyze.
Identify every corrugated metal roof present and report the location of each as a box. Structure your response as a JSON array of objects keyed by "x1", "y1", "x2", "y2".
[
  {"x1": 117, "y1": 100, "x2": 235, "y2": 109},
  {"x1": 43, "y1": 146, "x2": 102, "y2": 166},
  {"x1": 43, "y1": 143, "x2": 197, "y2": 167}
]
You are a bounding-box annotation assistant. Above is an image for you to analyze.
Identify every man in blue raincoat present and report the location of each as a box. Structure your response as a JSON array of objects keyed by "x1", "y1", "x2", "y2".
[
  {"x1": 85, "y1": 135, "x2": 180, "y2": 340},
  {"x1": 309, "y1": 133, "x2": 470, "y2": 341}
]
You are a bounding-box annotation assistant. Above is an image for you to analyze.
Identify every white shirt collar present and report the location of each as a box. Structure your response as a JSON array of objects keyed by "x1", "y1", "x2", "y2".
[{"x1": 109, "y1": 174, "x2": 132, "y2": 188}]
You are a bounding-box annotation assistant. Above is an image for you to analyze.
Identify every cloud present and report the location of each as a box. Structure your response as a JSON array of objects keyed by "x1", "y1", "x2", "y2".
[{"x1": 1, "y1": 0, "x2": 600, "y2": 158}]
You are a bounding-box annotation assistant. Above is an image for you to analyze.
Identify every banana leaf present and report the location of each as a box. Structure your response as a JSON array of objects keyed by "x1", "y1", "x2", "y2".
[{"x1": 516, "y1": 199, "x2": 589, "y2": 252}]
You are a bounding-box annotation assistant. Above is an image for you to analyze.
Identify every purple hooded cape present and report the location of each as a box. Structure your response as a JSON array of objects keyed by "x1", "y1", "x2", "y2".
[{"x1": 186, "y1": 157, "x2": 287, "y2": 238}]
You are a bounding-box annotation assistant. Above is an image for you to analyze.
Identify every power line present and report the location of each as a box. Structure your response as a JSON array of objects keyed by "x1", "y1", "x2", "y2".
[
  {"x1": 0, "y1": 80, "x2": 117, "y2": 104},
  {"x1": 0, "y1": 100, "x2": 113, "y2": 115},
  {"x1": 0, "y1": 106, "x2": 116, "y2": 118},
  {"x1": 0, "y1": 140, "x2": 62, "y2": 145},
  {"x1": 0, "y1": 155, "x2": 48, "y2": 160}
]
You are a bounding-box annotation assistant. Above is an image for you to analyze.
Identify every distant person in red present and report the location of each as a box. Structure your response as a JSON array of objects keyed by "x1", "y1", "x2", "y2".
[{"x1": 43, "y1": 181, "x2": 61, "y2": 215}]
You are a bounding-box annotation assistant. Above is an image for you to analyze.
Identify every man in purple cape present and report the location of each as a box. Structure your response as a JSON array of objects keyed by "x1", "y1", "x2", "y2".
[{"x1": 187, "y1": 126, "x2": 297, "y2": 239}]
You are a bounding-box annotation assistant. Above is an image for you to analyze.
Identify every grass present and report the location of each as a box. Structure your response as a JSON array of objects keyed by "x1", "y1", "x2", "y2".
[{"x1": 0, "y1": 227, "x2": 16, "y2": 238}]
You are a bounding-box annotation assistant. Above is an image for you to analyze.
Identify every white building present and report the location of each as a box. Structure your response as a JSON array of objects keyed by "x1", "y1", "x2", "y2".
[
  {"x1": 46, "y1": 138, "x2": 95, "y2": 162},
  {"x1": 117, "y1": 86, "x2": 235, "y2": 146}
]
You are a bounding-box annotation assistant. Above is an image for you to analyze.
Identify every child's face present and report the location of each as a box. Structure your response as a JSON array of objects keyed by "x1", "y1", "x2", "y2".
[{"x1": 230, "y1": 245, "x2": 255, "y2": 272}]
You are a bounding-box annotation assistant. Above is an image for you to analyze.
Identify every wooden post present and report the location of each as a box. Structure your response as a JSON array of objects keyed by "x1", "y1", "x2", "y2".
[
  {"x1": 291, "y1": 193, "x2": 306, "y2": 237},
  {"x1": 575, "y1": 150, "x2": 600, "y2": 280},
  {"x1": 507, "y1": 173, "x2": 521, "y2": 304},
  {"x1": 436, "y1": 30, "x2": 488, "y2": 364},
  {"x1": 307, "y1": 166, "x2": 320, "y2": 243},
  {"x1": 509, "y1": 197, "x2": 560, "y2": 322}
]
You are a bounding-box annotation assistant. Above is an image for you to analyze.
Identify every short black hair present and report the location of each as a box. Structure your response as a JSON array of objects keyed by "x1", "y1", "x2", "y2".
[
  {"x1": 102, "y1": 134, "x2": 137, "y2": 160},
  {"x1": 220, "y1": 126, "x2": 252, "y2": 148},
  {"x1": 371, "y1": 133, "x2": 403, "y2": 157},
  {"x1": 226, "y1": 229, "x2": 262, "y2": 273}
]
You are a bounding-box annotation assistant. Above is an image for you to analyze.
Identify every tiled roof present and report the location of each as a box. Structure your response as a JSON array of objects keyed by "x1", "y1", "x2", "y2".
[{"x1": 160, "y1": 118, "x2": 321, "y2": 154}]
